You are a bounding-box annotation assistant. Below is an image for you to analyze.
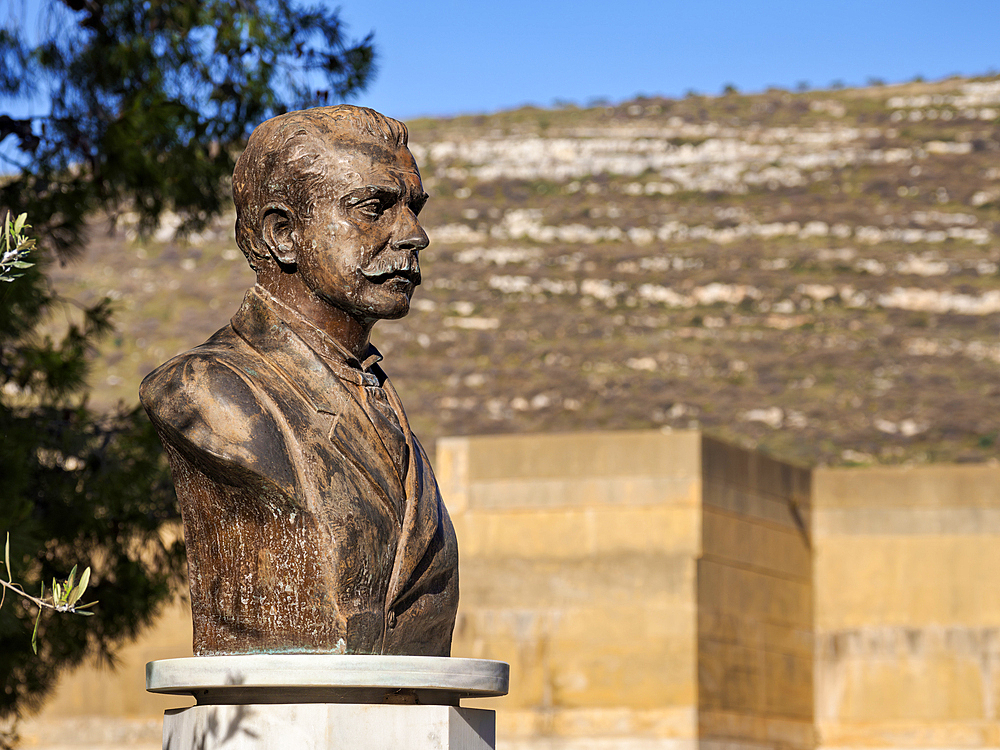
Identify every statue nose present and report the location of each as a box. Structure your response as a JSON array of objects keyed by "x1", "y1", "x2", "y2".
[{"x1": 393, "y1": 211, "x2": 429, "y2": 252}]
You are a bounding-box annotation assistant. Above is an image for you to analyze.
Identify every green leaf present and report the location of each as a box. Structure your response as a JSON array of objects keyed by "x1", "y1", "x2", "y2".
[
  {"x1": 67, "y1": 567, "x2": 90, "y2": 606},
  {"x1": 13, "y1": 213, "x2": 26, "y2": 234},
  {"x1": 31, "y1": 608, "x2": 41, "y2": 654},
  {"x1": 11, "y1": 260, "x2": 34, "y2": 269},
  {"x1": 2, "y1": 535, "x2": 8, "y2": 609}
]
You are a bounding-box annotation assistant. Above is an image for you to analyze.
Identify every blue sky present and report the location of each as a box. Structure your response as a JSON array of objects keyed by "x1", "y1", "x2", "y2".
[
  {"x1": 346, "y1": 0, "x2": 999, "y2": 119},
  {"x1": 1, "y1": 0, "x2": 997, "y2": 122}
]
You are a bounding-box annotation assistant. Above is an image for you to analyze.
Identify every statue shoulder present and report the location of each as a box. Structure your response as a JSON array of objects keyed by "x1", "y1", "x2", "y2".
[{"x1": 139, "y1": 328, "x2": 297, "y2": 491}]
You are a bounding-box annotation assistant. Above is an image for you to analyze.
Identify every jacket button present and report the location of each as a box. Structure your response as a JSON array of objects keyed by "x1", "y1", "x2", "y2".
[{"x1": 387, "y1": 611, "x2": 396, "y2": 629}]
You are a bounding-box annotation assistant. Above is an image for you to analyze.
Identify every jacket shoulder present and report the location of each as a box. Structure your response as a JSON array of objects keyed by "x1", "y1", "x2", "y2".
[{"x1": 139, "y1": 328, "x2": 297, "y2": 492}]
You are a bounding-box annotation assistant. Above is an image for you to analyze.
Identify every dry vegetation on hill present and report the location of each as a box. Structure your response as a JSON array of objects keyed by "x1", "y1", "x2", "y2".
[{"x1": 48, "y1": 75, "x2": 1000, "y2": 466}]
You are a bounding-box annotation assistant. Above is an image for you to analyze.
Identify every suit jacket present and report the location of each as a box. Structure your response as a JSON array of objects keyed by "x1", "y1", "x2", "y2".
[{"x1": 139, "y1": 287, "x2": 458, "y2": 656}]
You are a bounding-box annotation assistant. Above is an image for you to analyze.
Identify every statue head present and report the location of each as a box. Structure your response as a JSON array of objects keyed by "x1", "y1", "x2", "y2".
[{"x1": 233, "y1": 106, "x2": 429, "y2": 323}]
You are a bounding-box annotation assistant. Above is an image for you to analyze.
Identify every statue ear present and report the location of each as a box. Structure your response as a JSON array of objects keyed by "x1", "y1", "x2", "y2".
[{"x1": 260, "y1": 206, "x2": 297, "y2": 266}]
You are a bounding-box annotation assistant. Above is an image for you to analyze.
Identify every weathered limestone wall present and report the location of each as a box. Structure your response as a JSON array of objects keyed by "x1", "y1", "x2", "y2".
[
  {"x1": 698, "y1": 437, "x2": 814, "y2": 750},
  {"x1": 813, "y1": 465, "x2": 1000, "y2": 750},
  {"x1": 441, "y1": 430, "x2": 703, "y2": 750}
]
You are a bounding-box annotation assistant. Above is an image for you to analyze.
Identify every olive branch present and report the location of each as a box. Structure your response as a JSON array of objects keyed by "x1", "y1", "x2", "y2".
[
  {"x1": 0, "y1": 534, "x2": 97, "y2": 654},
  {"x1": 0, "y1": 214, "x2": 89, "y2": 653},
  {"x1": 0, "y1": 211, "x2": 36, "y2": 283}
]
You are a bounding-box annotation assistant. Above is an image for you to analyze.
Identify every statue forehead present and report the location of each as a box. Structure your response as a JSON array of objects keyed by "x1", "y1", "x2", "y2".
[
  {"x1": 320, "y1": 138, "x2": 416, "y2": 173},
  {"x1": 308, "y1": 140, "x2": 421, "y2": 195}
]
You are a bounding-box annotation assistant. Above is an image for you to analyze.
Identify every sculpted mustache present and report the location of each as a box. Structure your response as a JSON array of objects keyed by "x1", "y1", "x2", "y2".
[{"x1": 360, "y1": 255, "x2": 421, "y2": 280}]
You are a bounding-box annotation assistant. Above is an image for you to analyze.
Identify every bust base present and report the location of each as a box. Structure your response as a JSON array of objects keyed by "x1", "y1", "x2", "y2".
[
  {"x1": 147, "y1": 655, "x2": 508, "y2": 749},
  {"x1": 163, "y1": 703, "x2": 495, "y2": 750}
]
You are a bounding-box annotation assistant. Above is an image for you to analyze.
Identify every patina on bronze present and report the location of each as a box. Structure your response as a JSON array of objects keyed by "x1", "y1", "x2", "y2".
[{"x1": 140, "y1": 106, "x2": 458, "y2": 657}]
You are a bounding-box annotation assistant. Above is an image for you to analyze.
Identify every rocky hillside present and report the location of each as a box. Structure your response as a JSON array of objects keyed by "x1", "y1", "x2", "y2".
[{"x1": 49, "y1": 75, "x2": 1000, "y2": 466}]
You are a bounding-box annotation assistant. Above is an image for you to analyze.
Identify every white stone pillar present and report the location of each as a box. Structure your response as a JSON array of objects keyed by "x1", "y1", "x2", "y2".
[{"x1": 147, "y1": 655, "x2": 508, "y2": 750}]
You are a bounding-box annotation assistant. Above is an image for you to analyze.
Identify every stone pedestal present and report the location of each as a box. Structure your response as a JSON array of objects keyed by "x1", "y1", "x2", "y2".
[{"x1": 146, "y1": 655, "x2": 509, "y2": 749}]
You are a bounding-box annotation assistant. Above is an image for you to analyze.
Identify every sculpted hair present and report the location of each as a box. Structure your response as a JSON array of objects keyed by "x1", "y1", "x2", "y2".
[{"x1": 233, "y1": 106, "x2": 409, "y2": 271}]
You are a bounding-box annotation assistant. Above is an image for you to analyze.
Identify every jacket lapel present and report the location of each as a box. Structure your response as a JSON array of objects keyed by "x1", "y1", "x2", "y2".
[
  {"x1": 381, "y1": 375, "x2": 439, "y2": 610},
  {"x1": 325, "y1": 385, "x2": 406, "y2": 523},
  {"x1": 230, "y1": 289, "x2": 405, "y2": 520}
]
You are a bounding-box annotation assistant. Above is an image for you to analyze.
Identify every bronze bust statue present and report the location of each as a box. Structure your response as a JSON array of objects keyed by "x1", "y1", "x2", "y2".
[{"x1": 140, "y1": 106, "x2": 458, "y2": 657}]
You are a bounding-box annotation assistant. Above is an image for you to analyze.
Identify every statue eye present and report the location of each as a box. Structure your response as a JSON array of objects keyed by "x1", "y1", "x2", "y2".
[{"x1": 356, "y1": 199, "x2": 385, "y2": 220}]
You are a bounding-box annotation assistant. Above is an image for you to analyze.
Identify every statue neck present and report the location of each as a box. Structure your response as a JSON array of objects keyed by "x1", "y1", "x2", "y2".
[{"x1": 255, "y1": 266, "x2": 374, "y2": 361}]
